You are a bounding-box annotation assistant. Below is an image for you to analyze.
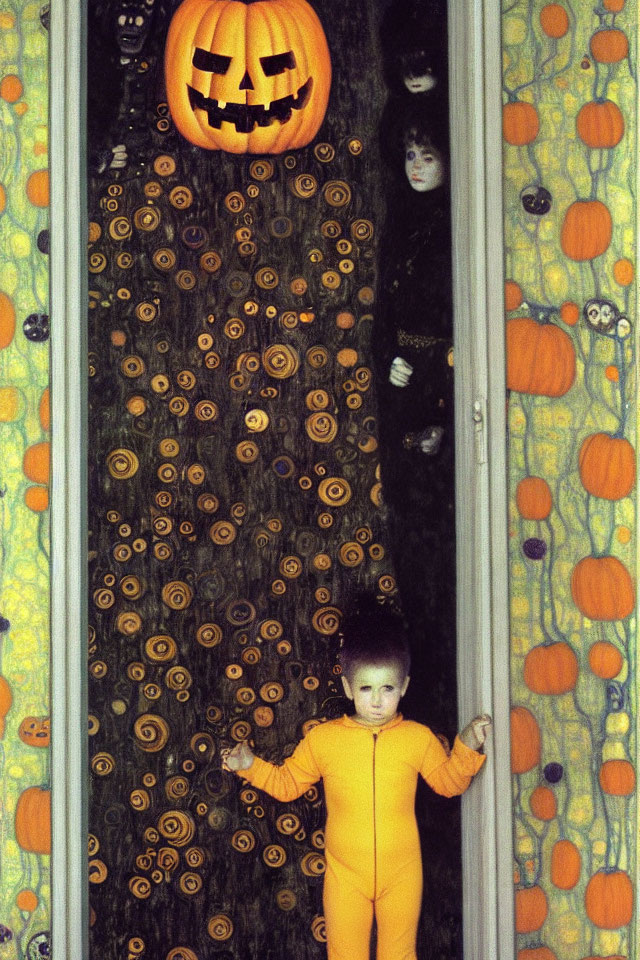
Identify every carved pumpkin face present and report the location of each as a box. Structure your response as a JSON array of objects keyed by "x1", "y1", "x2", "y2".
[
  {"x1": 18, "y1": 715, "x2": 50, "y2": 747},
  {"x1": 165, "y1": 0, "x2": 332, "y2": 154}
]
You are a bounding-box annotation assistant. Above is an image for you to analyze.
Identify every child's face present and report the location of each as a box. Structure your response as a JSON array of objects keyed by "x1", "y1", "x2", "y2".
[
  {"x1": 341, "y1": 663, "x2": 410, "y2": 727},
  {"x1": 404, "y1": 140, "x2": 444, "y2": 192}
]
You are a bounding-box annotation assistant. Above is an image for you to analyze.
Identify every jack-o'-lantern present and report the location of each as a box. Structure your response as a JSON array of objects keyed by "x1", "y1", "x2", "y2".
[
  {"x1": 165, "y1": 0, "x2": 332, "y2": 154},
  {"x1": 18, "y1": 716, "x2": 50, "y2": 747}
]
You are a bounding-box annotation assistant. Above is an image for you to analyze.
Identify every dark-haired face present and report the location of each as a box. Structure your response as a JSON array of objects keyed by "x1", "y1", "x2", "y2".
[
  {"x1": 401, "y1": 51, "x2": 437, "y2": 93},
  {"x1": 342, "y1": 664, "x2": 409, "y2": 727},
  {"x1": 405, "y1": 139, "x2": 444, "y2": 192}
]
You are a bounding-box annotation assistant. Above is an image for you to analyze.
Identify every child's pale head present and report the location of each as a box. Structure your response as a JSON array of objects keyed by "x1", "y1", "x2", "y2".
[{"x1": 338, "y1": 598, "x2": 411, "y2": 725}]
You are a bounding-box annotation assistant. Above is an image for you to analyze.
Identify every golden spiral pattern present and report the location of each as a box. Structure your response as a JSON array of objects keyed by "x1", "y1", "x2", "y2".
[
  {"x1": 263, "y1": 844, "x2": 287, "y2": 867},
  {"x1": 93, "y1": 588, "x2": 115, "y2": 610},
  {"x1": 161, "y1": 580, "x2": 193, "y2": 610},
  {"x1": 241, "y1": 646, "x2": 261, "y2": 665},
  {"x1": 312, "y1": 606, "x2": 342, "y2": 635},
  {"x1": 157, "y1": 810, "x2": 195, "y2": 847},
  {"x1": 231, "y1": 829, "x2": 255, "y2": 853},
  {"x1": 290, "y1": 174, "x2": 318, "y2": 198},
  {"x1": 259, "y1": 619, "x2": 283, "y2": 640},
  {"x1": 318, "y1": 477, "x2": 352, "y2": 506},
  {"x1": 306, "y1": 412, "x2": 338, "y2": 443},
  {"x1": 301, "y1": 852, "x2": 327, "y2": 877},
  {"x1": 209, "y1": 520, "x2": 237, "y2": 544},
  {"x1": 121, "y1": 355, "x2": 145, "y2": 377},
  {"x1": 153, "y1": 154, "x2": 176, "y2": 176},
  {"x1": 134, "y1": 714, "x2": 170, "y2": 752},
  {"x1": 323, "y1": 180, "x2": 352, "y2": 207},
  {"x1": 152, "y1": 248, "x2": 177, "y2": 271},
  {"x1": 199, "y1": 250, "x2": 222, "y2": 273},
  {"x1": 254, "y1": 706, "x2": 274, "y2": 727},
  {"x1": 165, "y1": 776, "x2": 189, "y2": 801},
  {"x1": 314, "y1": 142, "x2": 335, "y2": 162},
  {"x1": 254, "y1": 266, "x2": 279, "y2": 289},
  {"x1": 311, "y1": 915, "x2": 327, "y2": 942},
  {"x1": 108, "y1": 216, "x2": 132, "y2": 240},
  {"x1": 130, "y1": 788, "x2": 150, "y2": 811},
  {"x1": 249, "y1": 159, "x2": 274, "y2": 181},
  {"x1": 169, "y1": 186, "x2": 193, "y2": 209},
  {"x1": 91, "y1": 752, "x2": 115, "y2": 776},
  {"x1": 259, "y1": 681, "x2": 284, "y2": 703},
  {"x1": 262, "y1": 344, "x2": 300, "y2": 379},
  {"x1": 196, "y1": 623, "x2": 222, "y2": 648},
  {"x1": 185, "y1": 847, "x2": 205, "y2": 868},
  {"x1": 133, "y1": 206, "x2": 161, "y2": 232},
  {"x1": 166, "y1": 949, "x2": 198, "y2": 960},
  {"x1": 244, "y1": 409, "x2": 269, "y2": 432},
  {"x1": 207, "y1": 915, "x2": 233, "y2": 941},
  {"x1": 116, "y1": 611, "x2": 142, "y2": 636},
  {"x1": 157, "y1": 847, "x2": 180, "y2": 873},
  {"x1": 128, "y1": 938, "x2": 145, "y2": 956},
  {"x1": 276, "y1": 813, "x2": 301, "y2": 835},
  {"x1": 129, "y1": 876, "x2": 152, "y2": 899},
  {"x1": 179, "y1": 872, "x2": 203, "y2": 895},
  {"x1": 339, "y1": 541, "x2": 365, "y2": 567},
  {"x1": 230, "y1": 719, "x2": 252, "y2": 741},
  {"x1": 306, "y1": 345, "x2": 329, "y2": 369},
  {"x1": 106, "y1": 447, "x2": 139, "y2": 480}
]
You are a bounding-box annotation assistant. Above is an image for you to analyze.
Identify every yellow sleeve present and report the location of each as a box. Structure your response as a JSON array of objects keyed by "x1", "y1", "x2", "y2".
[
  {"x1": 419, "y1": 731, "x2": 486, "y2": 798},
  {"x1": 236, "y1": 733, "x2": 322, "y2": 802}
]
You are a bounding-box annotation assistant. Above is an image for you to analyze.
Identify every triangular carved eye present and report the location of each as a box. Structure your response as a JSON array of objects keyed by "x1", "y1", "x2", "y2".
[
  {"x1": 193, "y1": 48, "x2": 231, "y2": 74},
  {"x1": 260, "y1": 51, "x2": 296, "y2": 76}
]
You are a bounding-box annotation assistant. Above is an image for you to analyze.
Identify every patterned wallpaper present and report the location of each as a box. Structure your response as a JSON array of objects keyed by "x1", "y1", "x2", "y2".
[
  {"x1": 0, "y1": 2, "x2": 50, "y2": 958},
  {"x1": 503, "y1": 1, "x2": 637, "y2": 957}
]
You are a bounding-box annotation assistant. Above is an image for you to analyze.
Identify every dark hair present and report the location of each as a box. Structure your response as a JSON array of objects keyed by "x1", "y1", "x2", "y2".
[{"x1": 338, "y1": 597, "x2": 410, "y2": 680}]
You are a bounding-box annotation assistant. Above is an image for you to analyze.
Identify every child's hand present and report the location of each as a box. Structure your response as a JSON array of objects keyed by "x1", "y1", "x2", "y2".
[
  {"x1": 224, "y1": 740, "x2": 255, "y2": 772},
  {"x1": 459, "y1": 714, "x2": 492, "y2": 751}
]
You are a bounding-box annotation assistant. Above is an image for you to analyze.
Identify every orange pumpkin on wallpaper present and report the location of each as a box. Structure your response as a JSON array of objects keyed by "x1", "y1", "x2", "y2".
[
  {"x1": 576, "y1": 99, "x2": 624, "y2": 148},
  {"x1": 578, "y1": 432, "x2": 635, "y2": 500},
  {"x1": 165, "y1": 0, "x2": 331, "y2": 154},
  {"x1": 517, "y1": 949, "x2": 557, "y2": 960},
  {"x1": 560, "y1": 199, "x2": 612, "y2": 261},
  {"x1": 15, "y1": 786, "x2": 51, "y2": 855},
  {"x1": 524, "y1": 641, "x2": 578, "y2": 694},
  {"x1": 571, "y1": 555, "x2": 634, "y2": 621},
  {"x1": 510, "y1": 705, "x2": 541, "y2": 774},
  {"x1": 515, "y1": 476, "x2": 553, "y2": 520},
  {"x1": 550, "y1": 839, "x2": 581, "y2": 890},
  {"x1": 506, "y1": 316, "x2": 575, "y2": 397},
  {"x1": 515, "y1": 884, "x2": 548, "y2": 933},
  {"x1": 584, "y1": 869, "x2": 633, "y2": 928},
  {"x1": 18, "y1": 715, "x2": 50, "y2": 747},
  {"x1": 503, "y1": 101, "x2": 540, "y2": 145},
  {"x1": 599, "y1": 758, "x2": 636, "y2": 796}
]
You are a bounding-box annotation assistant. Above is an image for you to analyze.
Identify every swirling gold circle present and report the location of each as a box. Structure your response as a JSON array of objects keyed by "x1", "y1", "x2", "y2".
[
  {"x1": 224, "y1": 191, "x2": 245, "y2": 213},
  {"x1": 152, "y1": 248, "x2": 176, "y2": 271},
  {"x1": 150, "y1": 374, "x2": 170, "y2": 395},
  {"x1": 284, "y1": 154, "x2": 296, "y2": 169},
  {"x1": 350, "y1": 218, "x2": 373, "y2": 242},
  {"x1": 339, "y1": 541, "x2": 365, "y2": 567},
  {"x1": 158, "y1": 437, "x2": 179, "y2": 458},
  {"x1": 260, "y1": 681, "x2": 284, "y2": 703},
  {"x1": 378, "y1": 574, "x2": 396, "y2": 594},
  {"x1": 244, "y1": 409, "x2": 269, "y2": 433},
  {"x1": 318, "y1": 477, "x2": 352, "y2": 507},
  {"x1": 121, "y1": 354, "x2": 145, "y2": 378},
  {"x1": 109, "y1": 216, "x2": 131, "y2": 241},
  {"x1": 145, "y1": 181, "x2": 162, "y2": 198},
  {"x1": 91, "y1": 752, "x2": 115, "y2": 776},
  {"x1": 279, "y1": 310, "x2": 298, "y2": 331},
  {"x1": 158, "y1": 810, "x2": 195, "y2": 847},
  {"x1": 208, "y1": 914, "x2": 233, "y2": 941},
  {"x1": 290, "y1": 276, "x2": 308, "y2": 295},
  {"x1": 369, "y1": 543, "x2": 385, "y2": 561},
  {"x1": 230, "y1": 720, "x2": 252, "y2": 742},
  {"x1": 311, "y1": 915, "x2": 327, "y2": 942},
  {"x1": 145, "y1": 635, "x2": 177, "y2": 662},
  {"x1": 127, "y1": 661, "x2": 145, "y2": 682},
  {"x1": 169, "y1": 185, "x2": 193, "y2": 209},
  {"x1": 321, "y1": 269, "x2": 341, "y2": 289},
  {"x1": 261, "y1": 344, "x2": 300, "y2": 379},
  {"x1": 175, "y1": 269, "x2": 197, "y2": 290},
  {"x1": 135, "y1": 301, "x2": 158, "y2": 324},
  {"x1": 117, "y1": 251, "x2": 133, "y2": 269},
  {"x1": 280, "y1": 556, "x2": 302, "y2": 579},
  {"x1": 134, "y1": 206, "x2": 161, "y2": 232},
  {"x1": 254, "y1": 706, "x2": 274, "y2": 728},
  {"x1": 314, "y1": 142, "x2": 335, "y2": 162},
  {"x1": 370, "y1": 482, "x2": 383, "y2": 507},
  {"x1": 153, "y1": 154, "x2": 176, "y2": 176},
  {"x1": 231, "y1": 830, "x2": 255, "y2": 854},
  {"x1": 134, "y1": 713, "x2": 170, "y2": 752},
  {"x1": 313, "y1": 553, "x2": 332, "y2": 571},
  {"x1": 193, "y1": 400, "x2": 218, "y2": 423},
  {"x1": 90, "y1": 660, "x2": 107, "y2": 679},
  {"x1": 143, "y1": 682, "x2": 161, "y2": 700},
  {"x1": 129, "y1": 876, "x2": 151, "y2": 899},
  {"x1": 358, "y1": 286, "x2": 375, "y2": 305},
  {"x1": 312, "y1": 606, "x2": 341, "y2": 635},
  {"x1": 157, "y1": 462, "x2": 178, "y2": 483},
  {"x1": 200, "y1": 250, "x2": 222, "y2": 273},
  {"x1": 196, "y1": 493, "x2": 219, "y2": 515},
  {"x1": 126, "y1": 395, "x2": 146, "y2": 416},
  {"x1": 169, "y1": 396, "x2": 189, "y2": 417},
  {"x1": 116, "y1": 611, "x2": 142, "y2": 636},
  {"x1": 276, "y1": 814, "x2": 300, "y2": 835},
  {"x1": 238, "y1": 240, "x2": 257, "y2": 257},
  {"x1": 130, "y1": 788, "x2": 150, "y2": 811},
  {"x1": 348, "y1": 138, "x2": 363, "y2": 155},
  {"x1": 153, "y1": 516, "x2": 173, "y2": 537},
  {"x1": 290, "y1": 174, "x2": 318, "y2": 198},
  {"x1": 106, "y1": 448, "x2": 139, "y2": 480},
  {"x1": 197, "y1": 623, "x2": 222, "y2": 648},
  {"x1": 162, "y1": 580, "x2": 193, "y2": 610},
  {"x1": 263, "y1": 844, "x2": 287, "y2": 867},
  {"x1": 323, "y1": 180, "x2": 351, "y2": 207},
  {"x1": 166, "y1": 666, "x2": 192, "y2": 691},
  {"x1": 224, "y1": 318, "x2": 246, "y2": 340},
  {"x1": 120, "y1": 575, "x2": 144, "y2": 599},
  {"x1": 306, "y1": 389, "x2": 330, "y2": 411},
  {"x1": 93, "y1": 588, "x2": 115, "y2": 610},
  {"x1": 166, "y1": 949, "x2": 198, "y2": 960},
  {"x1": 88, "y1": 833, "x2": 100, "y2": 856},
  {"x1": 249, "y1": 159, "x2": 274, "y2": 181},
  {"x1": 176, "y1": 369, "x2": 196, "y2": 390},
  {"x1": 209, "y1": 520, "x2": 237, "y2": 544},
  {"x1": 259, "y1": 619, "x2": 283, "y2": 640},
  {"x1": 241, "y1": 647, "x2": 261, "y2": 665},
  {"x1": 154, "y1": 542, "x2": 173, "y2": 561},
  {"x1": 235, "y1": 441, "x2": 259, "y2": 464},
  {"x1": 88, "y1": 252, "x2": 107, "y2": 274},
  {"x1": 88, "y1": 858, "x2": 108, "y2": 884},
  {"x1": 143, "y1": 772, "x2": 156, "y2": 787},
  {"x1": 165, "y1": 776, "x2": 189, "y2": 801},
  {"x1": 236, "y1": 686, "x2": 256, "y2": 706},
  {"x1": 255, "y1": 266, "x2": 279, "y2": 290},
  {"x1": 179, "y1": 871, "x2": 202, "y2": 896},
  {"x1": 301, "y1": 852, "x2": 326, "y2": 876},
  {"x1": 306, "y1": 412, "x2": 338, "y2": 443},
  {"x1": 306, "y1": 345, "x2": 329, "y2": 369}
]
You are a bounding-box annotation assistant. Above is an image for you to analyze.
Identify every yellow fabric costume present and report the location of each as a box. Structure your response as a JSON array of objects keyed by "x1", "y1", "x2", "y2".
[{"x1": 237, "y1": 713, "x2": 485, "y2": 960}]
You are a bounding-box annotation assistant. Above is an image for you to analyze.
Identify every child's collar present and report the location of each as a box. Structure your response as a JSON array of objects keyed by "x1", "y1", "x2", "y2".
[{"x1": 340, "y1": 713, "x2": 404, "y2": 732}]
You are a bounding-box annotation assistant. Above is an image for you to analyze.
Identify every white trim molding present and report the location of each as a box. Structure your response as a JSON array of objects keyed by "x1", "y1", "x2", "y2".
[{"x1": 50, "y1": 0, "x2": 88, "y2": 955}]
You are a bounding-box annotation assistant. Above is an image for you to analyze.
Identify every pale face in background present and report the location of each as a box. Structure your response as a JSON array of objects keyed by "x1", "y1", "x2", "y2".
[
  {"x1": 342, "y1": 664, "x2": 410, "y2": 727},
  {"x1": 404, "y1": 140, "x2": 444, "y2": 192},
  {"x1": 404, "y1": 69, "x2": 437, "y2": 94}
]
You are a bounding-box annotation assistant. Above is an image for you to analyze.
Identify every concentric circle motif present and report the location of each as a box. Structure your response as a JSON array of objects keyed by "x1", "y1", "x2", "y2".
[
  {"x1": 199, "y1": 250, "x2": 222, "y2": 273},
  {"x1": 245, "y1": 409, "x2": 269, "y2": 432},
  {"x1": 260, "y1": 681, "x2": 284, "y2": 703},
  {"x1": 209, "y1": 520, "x2": 237, "y2": 544},
  {"x1": 306, "y1": 412, "x2": 338, "y2": 443},
  {"x1": 249, "y1": 159, "x2": 274, "y2": 181},
  {"x1": 169, "y1": 185, "x2": 193, "y2": 209},
  {"x1": 152, "y1": 248, "x2": 177, "y2": 271},
  {"x1": 314, "y1": 142, "x2": 335, "y2": 162},
  {"x1": 262, "y1": 344, "x2": 300, "y2": 379},
  {"x1": 306, "y1": 345, "x2": 329, "y2": 369},
  {"x1": 134, "y1": 713, "x2": 170, "y2": 752},
  {"x1": 301, "y1": 852, "x2": 327, "y2": 876},
  {"x1": 270, "y1": 216, "x2": 293, "y2": 238},
  {"x1": 224, "y1": 191, "x2": 245, "y2": 213},
  {"x1": 318, "y1": 477, "x2": 352, "y2": 506},
  {"x1": 208, "y1": 914, "x2": 233, "y2": 941},
  {"x1": 161, "y1": 580, "x2": 193, "y2": 610},
  {"x1": 351, "y1": 218, "x2": 374, "y2": 242},
  {"x1": 231, "y1": 830, "x2": 255, "y2": 854},
  {"x1": 108, "y1": 216, "x2": 132, "y2": 240},
  {"x1": 339, "y1": 541, "x2": 365, "y2": 567},
  {"x1": 133, "y1": 206, "x2": 161, "y2": 232},
  {"x1": 272, "y1": 455, "x2": 295, "y2": 479},
  {"x1": 158, "y1": 810, "x2": 195, "y2": 847},
  {"x1": 197, "y1": 623, "x2": 222, "y2": 648},
  {"x1": 226, "y1": 600, "x2": 256, "y2": 626},
  {"x1": 106, "y1": 447, "x2": 139, "y2": 480},
  {"x1": 312, "y1": 606, "x2": 342, "y2": 635},
  {"x1": 290, "y1": 174, "x2": 318, "y2": 198},
  {"x1": 255, "y1": 266, "x2": 279, "y2": 289},
  {"x1": 323, "y1": 180, "x2": 352, "y2": 207},
  {"x1": 263, "y1": 844, "x2": 287, "y2": 867},
  {"x1": 235, "y1": 441, "x2": 259, "y2": 464}
]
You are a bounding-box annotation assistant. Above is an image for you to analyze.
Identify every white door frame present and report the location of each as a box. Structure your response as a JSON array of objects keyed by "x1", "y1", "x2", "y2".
[{"x1": 49, "y1": 1, "x2": 512, "y2": 956}]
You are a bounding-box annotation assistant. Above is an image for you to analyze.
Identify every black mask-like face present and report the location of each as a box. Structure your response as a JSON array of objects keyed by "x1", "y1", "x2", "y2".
[
  {"x1": 115, "y1": 0, "x2": 155, "y2": 56},
  {"x1": 583, "y1": 298, "x2": 619, "y2": 333},
  {"x1": 521, "y1": 184, "x2": 552, "y2": 216}
]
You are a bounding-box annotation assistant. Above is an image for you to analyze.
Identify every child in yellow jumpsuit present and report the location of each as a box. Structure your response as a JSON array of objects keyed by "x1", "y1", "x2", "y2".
[{"x1": 226, "y1": 601, "x2": 490, "y2": 960}]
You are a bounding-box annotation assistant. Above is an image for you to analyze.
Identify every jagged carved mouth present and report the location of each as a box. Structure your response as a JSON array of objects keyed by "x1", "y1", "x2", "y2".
[
  {"x1": 119, "y1": 33, "x2": 147, "y2": 55},
  {"x1": 187, "y1": 77, "x2": 313, "y2": 134}
]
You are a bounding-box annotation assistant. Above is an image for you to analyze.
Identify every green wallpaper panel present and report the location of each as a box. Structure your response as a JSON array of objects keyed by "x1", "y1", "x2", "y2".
[
  {"x1": 503, "y1": 1, "x2": 637, "y2": 957},
  {"x1": 0, "y1": 3, "x2": 50, "y2": 958}
]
